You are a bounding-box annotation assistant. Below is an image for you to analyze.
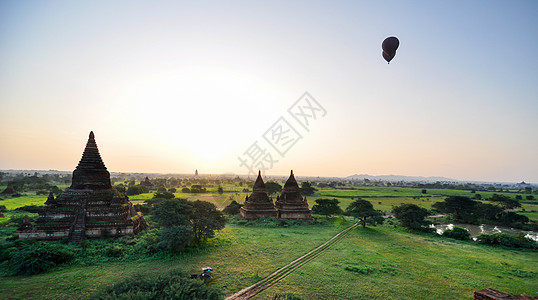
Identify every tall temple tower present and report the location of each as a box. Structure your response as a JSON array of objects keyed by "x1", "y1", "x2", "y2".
[
  {"x1": 18, "y1": 131, "x2": 147, "y2": 242},
  {"x1": 240, "y1": 171, "x2": 278, "y2": 219},
  {"x1": 275, "y1": 170, "x2": 312, "y2": 219}
]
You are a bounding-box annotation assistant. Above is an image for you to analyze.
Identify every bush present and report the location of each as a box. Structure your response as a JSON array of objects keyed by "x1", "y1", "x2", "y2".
[
  {"x1": 14, "y1": 205, "x2": 42, "y2": 213},
  {"x1": 153, "y1": 191, "x2": 175, "y2": 199},
  {"x1": 476, "y1": 232, "x2": 537, "y2": 249},
  {"x1": 526, "y1": 195, "x2": 535, "y2": 200},
  {"x1": 181, "y1": 187, "x2": 190, "y2": 193},
  {"x1": 168, "y1": 188, "x2": 177, "y2": 193},
  {"x1": 89, "y1": 269, "x2": 223, "y2": 300},
  {"x1": 8, "y1": 242, "x2": 74, "y2": 275},
  {"x1": 442, "y1": 226, "x2": 471, "y2": 240}
]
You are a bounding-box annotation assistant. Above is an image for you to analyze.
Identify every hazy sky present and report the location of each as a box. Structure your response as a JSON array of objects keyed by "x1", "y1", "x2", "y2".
[{"x1": 1, "y1": 1, "x2": 537, "y2": 183}]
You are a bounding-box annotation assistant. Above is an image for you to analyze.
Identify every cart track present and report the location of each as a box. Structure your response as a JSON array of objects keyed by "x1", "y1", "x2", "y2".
[{"x1": 225, "y1": 222, "x2": 360, "y2": 300}]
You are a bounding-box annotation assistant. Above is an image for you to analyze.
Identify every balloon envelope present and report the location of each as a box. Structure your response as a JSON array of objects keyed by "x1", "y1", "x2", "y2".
[
  {"x1": 382, "y1": 51, "x2": 395, "y2": 63},
  {"x1": 382, "y1": 36, "x2": 399, "y2": 54}
]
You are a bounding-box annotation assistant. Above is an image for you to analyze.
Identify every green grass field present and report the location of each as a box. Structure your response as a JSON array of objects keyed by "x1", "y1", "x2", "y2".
[{"x1": 0, "y1": 221, "x2": 536, "y2": 299}]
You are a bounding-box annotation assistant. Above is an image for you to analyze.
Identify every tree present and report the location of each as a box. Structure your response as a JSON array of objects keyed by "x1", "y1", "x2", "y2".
[
  {"x1": 476, "y1": 203, "x2": 503, "y2": 221},
  {"x1": 312, "y1": 198, "x2": 342, "y2": 217},
  {"x1": 489, "y1": 194, "x2": 521, "y2": 210},
  {"x1": 217, "y1": 186, "x2": 224, "y2": 194},
  {"x1": 168, "y1": 188, "x2": 177, "y2": 193},
  {"x1": 126, "y1": 185, "x2": 149, "y2": 196},
  {"x1": 432, "y1": 196, "x2": 478, "y2": 221},
  {"x1": 300, "y1": 182, "x2": 317, "y2": 196},
  {"x1": 265, "y1": 181, "x2": 282, "y2": 196},
  {"x1": 158, "y1": 225, "x2": 193, "y2": 252},
  {"x1": 189, "y1": 200, "x2": 226, "y2": 244},
  {"x1": 151, "y1": 199, "x2": 192, "y2": 228},
  {"x1": 153, "y1": 191, "x2": 175, "y2": 199},
  {"x1": 345, "y1": 199, "x2": 384, "y2": 228},
  {"x1": 392, "y1": 204, "x2": 430, "y2": 231}
]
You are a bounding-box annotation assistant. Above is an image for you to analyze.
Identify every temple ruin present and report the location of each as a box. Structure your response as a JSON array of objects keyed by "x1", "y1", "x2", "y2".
[
  {"x1": 18, "y1": 131, "x2": 148, "y2": 242},
  {"x1": 1, "y1": 182, "x2": 17, "y2": 195},
  {"x1": 240, "y1": 171, "x2": 278, "y2": 219},
  {"x1": 241, "y1": 170, "x2": 312, "y2": 220},
  {"x1": 275, "y1": 170, "x2": 312, "y2": 219}
]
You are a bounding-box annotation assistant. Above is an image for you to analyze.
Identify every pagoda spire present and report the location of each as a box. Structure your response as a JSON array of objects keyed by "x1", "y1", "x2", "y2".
[
  {"x1": 253, "y1": 170, "x2": 266, "y2": 192},
  {"x1": 70, "y1": 131, "x2": 111, "y2": 190}
]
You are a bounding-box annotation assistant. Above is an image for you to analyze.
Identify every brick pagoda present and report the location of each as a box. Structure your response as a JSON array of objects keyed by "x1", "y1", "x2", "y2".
[
  {"x1": 240, "y1": 171, "x2": 278, "y2": 219},
  {"x1": 275, "y1": 170, "x2": 312, "y2": 219},
  {"x1": 18, "y1": 131, "x2": 147, "y2": 242}
]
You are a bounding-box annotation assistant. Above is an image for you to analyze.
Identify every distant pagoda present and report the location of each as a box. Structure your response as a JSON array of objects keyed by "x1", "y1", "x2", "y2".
[
  {"x1": 1, "y1": 182, "x2": 16, "y2": 195},
  {"x1": 140, "y1": 176, "x2": 153, "y2": 188},
  {"x1": 275, "y1": 170, "x2": 312, "y2": 219},
  {"x1": 240, "y1": 171, "x2": 278, "y2": 219},
  {"x1": 18, "y1": 131, "x2": 148, "y2": 242}
]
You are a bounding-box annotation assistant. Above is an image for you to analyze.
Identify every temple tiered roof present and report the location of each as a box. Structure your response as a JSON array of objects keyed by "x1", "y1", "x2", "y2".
[
  {"x1": 18, "y1": 131, "x2": 147, "y2": 242},
  {"x1": 275, "y1": 170, "x2": 312, "y2": 220},
  {"x1": 240, "y1": 171, "x2": 278, "y2": 220},
  {"x1": 70, "y1": 131, "x2": 111, "y2": 190}
]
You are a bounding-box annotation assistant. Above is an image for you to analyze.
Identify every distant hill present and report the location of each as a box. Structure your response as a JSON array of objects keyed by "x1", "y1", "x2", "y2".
[{"x1": 345, "y1": 174, "x2": 457, "y2": 182}]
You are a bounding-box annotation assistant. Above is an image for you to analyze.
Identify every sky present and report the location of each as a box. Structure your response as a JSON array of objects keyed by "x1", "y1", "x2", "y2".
[{"x1": 1, "y1": 0, "x2": 537, "y2": 183}]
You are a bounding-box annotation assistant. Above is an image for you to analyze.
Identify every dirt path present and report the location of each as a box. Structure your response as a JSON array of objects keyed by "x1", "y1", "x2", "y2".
[{"x1": 224, "y1": 222, "x2": 360, "y2": 300}]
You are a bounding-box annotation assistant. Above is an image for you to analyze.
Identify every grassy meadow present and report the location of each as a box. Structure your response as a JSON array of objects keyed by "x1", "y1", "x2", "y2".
[{"x1": 0, "y1": 221, "x2": 536, "y2": 299}]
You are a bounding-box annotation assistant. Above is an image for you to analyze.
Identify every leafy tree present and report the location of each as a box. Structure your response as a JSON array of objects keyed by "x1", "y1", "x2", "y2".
[
  {"x1": 126, "y1": 185, "x2": 149, "y2": 196},
  {"x1": 151, "y1": 199, "x2": 192, "y2": 228},
  {"x1": 189, "y1": 200, "x2": 226, "y2": 244},
  {"x1": 300, "y1": 182, "x2": 317, "y2": 196},
  {"x1": 421, "y1": 189, "x2": 427, "y2": 194},
  {"x1": 345, "y1": 199, "x2": 384, "y2": 228},
  {"x1": 432, "y1": 196, "x2": 478, "y2": 221},
  {"x1": 217, "y1": 186, "x2": 224, "y2": 194},
  {"x1": 182, "y1": 187, "x2": 190, "y2": 193},
  {"x1": 489, "y1": 194, "x2": 521, "y2": 210},
  {"x1": 223, "y1": 200, "x2": 242, "y2": 215},
  {"x1": 474, "y1": 194, "x2": 482, "y2": 200},
  {"x1": 153, "y1": 191, "x2": 175, "y2": 199},
  {"x1": 392, "y1": 204, "x2": 430, "y2": 231},
  {"x1": 157, "y1": 187, "x2": 167, "y2": 193},
  {"x1": 526, "y1": 195, "x2": 535, "y2": 200},
  {"x1": 168, "y1": 188, "x2": 177, "y2": 193},
  {"x1": 158, "y1": 225, "x2": 193, "y2": 252},
  {"x1": 515, "y1": 195, "x2": 522, "y2": 200},
  {"x1": 476, "y1": 203, "x2": 503, "y2": 221},
  {"x1": 265, "y1": 181, "x2": 282, "y2": 195},
  {"x1": 312, "y1": 198, "x2": 342, "y2": 217}
]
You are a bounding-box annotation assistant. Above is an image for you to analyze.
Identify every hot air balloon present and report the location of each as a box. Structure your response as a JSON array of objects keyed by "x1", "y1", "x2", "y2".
[{"x1": 382, "y1": 36, "x2": 399, "y2": 63}]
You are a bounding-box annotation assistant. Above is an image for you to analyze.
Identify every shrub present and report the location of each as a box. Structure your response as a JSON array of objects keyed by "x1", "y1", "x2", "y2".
[
  {"x1": 89, "y1": 269, "x2": 223, "y2": 300},
  {"x1": 8, "y1": 242, "x2": 74, "y2": 275},
  {"x1": 153, "y1": 191, "x2": 175, "y2": 199},
  {"x1": 442, "y1": 226, "x2": 471, "y2": 240},
  {"x1": 181, "y1": 187, "x2": 191, "y2": 193},
  {"x1": 476, "y1": 233, "x2": 537, "y2": 249},
  {"x1": 14, "y1": 205, "x2": 42, "y2": 213}
]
